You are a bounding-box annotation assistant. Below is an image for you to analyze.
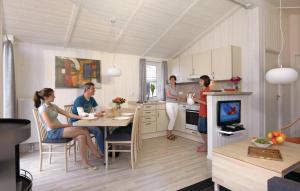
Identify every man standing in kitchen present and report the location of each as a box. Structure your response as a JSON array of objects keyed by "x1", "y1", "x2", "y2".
[
  {"x1": 70, "y1": 82, "x2": 105, "y2": 156},
  {"x1": 193, "y1": 75, "x2": 211, "y2": 152}
]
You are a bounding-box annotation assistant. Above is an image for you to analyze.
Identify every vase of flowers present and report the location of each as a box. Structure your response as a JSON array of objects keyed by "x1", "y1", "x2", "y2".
[
  {"x1": 230, "y1": 76, "x2": 242, "y2": 91},
  {"x1": 112, "y1": 97, "x2": 126, "y2": 110}
]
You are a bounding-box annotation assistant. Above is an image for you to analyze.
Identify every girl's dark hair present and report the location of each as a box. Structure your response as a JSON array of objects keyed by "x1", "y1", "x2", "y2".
[
  {"x1": 33, "y1": 88, "x2": 54, "y2": 108},
  {"x1": 200, "y1": 75, "x2": 211, "y2": 87},
  {"x1": 169, "y1": 75, "x2": 177, "y2": 81}
]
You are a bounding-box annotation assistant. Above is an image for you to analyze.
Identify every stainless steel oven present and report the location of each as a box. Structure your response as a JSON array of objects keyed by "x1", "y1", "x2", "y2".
[{"x1": 185, "y1": 105, "x2": 199, "y2": 131}]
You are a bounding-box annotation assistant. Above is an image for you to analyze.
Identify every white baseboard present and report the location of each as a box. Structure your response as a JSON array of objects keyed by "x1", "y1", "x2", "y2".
[
  {"x1": 173, "y1": 131, "x2": 203, "y2": 143},
  {"x1": 142, "y1": 130, "x2": 203, "y2": 143},
  {"x1": 142, "y1": 131, "x2": 167, "y2": 139}
]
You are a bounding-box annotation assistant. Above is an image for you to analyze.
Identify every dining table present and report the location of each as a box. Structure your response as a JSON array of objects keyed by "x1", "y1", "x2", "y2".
[{"x1": 72, "y1": 108, "x2": 135, "y2": 163}]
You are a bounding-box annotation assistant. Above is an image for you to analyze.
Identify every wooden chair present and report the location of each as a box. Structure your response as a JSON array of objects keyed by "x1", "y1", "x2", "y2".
[
  {"x1": 64, "y1": 104, "x2": 73, "y2": 124},
  {"x1": 32, "y1": 108, "x2": 76, "y2": 172},
  {"x1": 105, "y1": 107, "x2": 140, "y2": 169},
  {"x1": 280, "y1": 117, "x2": 300, "y2": 144},
  {"x1": 122, "y1": 104, "x2": 142, "y2": 152}
]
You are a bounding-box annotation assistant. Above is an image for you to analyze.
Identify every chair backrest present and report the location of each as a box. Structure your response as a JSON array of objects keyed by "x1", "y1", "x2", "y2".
[
  {"x1": 131, "y1": 106, "x2": 140, "y2": 142},
  {"x1": 64, "y1": 104, "x2": 73, "y2": 124},
  {"x1": 32, "y1": 108, "x2": 47, "y2": 143}
]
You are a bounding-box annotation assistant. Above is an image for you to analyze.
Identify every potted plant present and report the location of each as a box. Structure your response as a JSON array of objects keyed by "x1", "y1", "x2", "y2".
[{"x1": 150, "y1": 83, "x2": 155, "y2": 97}]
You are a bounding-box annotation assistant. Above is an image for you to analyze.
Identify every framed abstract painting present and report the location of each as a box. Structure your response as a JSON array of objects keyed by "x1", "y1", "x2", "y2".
[{"x1": 55, "y1": 56, "x2": 101, "y2": 88}]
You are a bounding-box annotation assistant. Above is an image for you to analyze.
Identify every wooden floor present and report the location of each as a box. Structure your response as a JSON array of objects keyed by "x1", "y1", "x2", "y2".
[{"x1": 21, "y1": 136, "x2": 212, "y2": 191}]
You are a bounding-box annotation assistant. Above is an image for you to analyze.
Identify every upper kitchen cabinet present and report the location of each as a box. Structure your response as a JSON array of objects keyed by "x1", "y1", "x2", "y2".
[
  {"x1": 168, "y1": 58, "x2": 180, "y2": 80},
  {"x1": 193, "y1": 50, "x2": 212, "y2": 78},
  {"x1": 211, "y1": 46, "x2": 241, "y2": 80},
  {"x1": 179, "y1": 54, "x2": 193, "y2": 82}
]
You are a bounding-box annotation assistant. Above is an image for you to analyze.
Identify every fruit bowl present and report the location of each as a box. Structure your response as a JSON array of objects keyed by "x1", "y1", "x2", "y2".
[{"x1": 251, "y1": 138, "x2": 273, "y2": 148}]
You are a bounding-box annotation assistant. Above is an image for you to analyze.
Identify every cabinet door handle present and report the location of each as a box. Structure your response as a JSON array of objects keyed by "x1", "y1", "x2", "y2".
[
  {"x1": 158, "y1": 112, "x2": 159, "y2": 118},
  {"x1": 145, "y1": 123, "x2": 152, "y2": 125}
]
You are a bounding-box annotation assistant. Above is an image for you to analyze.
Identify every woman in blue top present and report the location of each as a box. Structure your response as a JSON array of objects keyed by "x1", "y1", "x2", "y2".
[{"x1": 33, "y1": 88, "x2": 102, "y2": 170}]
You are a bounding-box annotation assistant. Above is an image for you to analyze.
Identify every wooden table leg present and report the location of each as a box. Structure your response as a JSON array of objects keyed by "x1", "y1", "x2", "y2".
[{"x1": 103, "y1": 126, "x2": 107, "y2": 165}]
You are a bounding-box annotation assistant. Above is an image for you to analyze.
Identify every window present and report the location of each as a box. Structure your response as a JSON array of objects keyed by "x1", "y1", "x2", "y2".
[
  {"x1": 146, "y1": 61, "x2": 163, "y2": 99},
  {"x1": 146, "y1": 65, "x2": 157, "y2": 97}
]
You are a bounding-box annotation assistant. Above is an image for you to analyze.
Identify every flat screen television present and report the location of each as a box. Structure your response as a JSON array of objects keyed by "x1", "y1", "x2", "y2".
[{"x1": 217, "y1": 100, "x2": 241, "y2": 127}]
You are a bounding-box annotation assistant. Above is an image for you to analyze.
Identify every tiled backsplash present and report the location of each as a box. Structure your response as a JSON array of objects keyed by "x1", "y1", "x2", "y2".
[{"x1": 177, "y1": 81, "x2": 236, "y2": 97}]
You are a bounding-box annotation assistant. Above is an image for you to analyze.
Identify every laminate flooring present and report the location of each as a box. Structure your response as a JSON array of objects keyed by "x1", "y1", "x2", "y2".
[{"x1": 20, "y1": 136, "x2": 212, "y2": 191}]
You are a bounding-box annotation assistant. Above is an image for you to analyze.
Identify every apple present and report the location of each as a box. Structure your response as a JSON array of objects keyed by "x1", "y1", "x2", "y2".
[
  {"x1": 279, "y1": 132, "x2": 286, "y2": 140},
  {"x1": 276, "y1": 136, "x2": 284, "y2": 144},
  {"x1": 267, "y1": 132, "x2": 273, "y2": 139},
  {"x1": 273, "y1": 131, "x2": 280, "y2": 137},
  {"x1": 272, "y1": 138, "x2": 277, "y2": 144}
]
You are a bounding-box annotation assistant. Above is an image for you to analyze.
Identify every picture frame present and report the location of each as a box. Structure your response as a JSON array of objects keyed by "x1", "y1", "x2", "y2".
[{"x1": 55, "y1": 56, "x2": 101, "y2": 88}]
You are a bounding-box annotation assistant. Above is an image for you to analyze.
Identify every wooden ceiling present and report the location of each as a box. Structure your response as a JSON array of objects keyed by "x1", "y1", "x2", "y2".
[{"x1": 3, "y1": 0, "x2": 242, "y2": 58}]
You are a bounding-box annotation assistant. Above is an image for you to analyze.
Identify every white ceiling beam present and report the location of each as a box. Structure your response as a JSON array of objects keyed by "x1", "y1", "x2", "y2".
[
  {"x1": 142, "y1": 0, "x2": 201, "y2": 57},
  {"x1": 228, "y1": 0, "x2": 255, "y2": 9},
  {"x1": 170, "y1": 5, "x2": 241, "y2": 59},
  {"x1": 111, "y1": 0, "x2": 144, "y2": 52},
  {"x1": 64, "y1": 0, "x2": 82, "y2": 47},
  {"x1": 1, "y1": 0, "x2": 7, "y2": 34}
]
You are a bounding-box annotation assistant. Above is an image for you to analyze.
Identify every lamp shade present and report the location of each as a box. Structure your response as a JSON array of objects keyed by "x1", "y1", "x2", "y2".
[
  {"x1": 107, "y1": 67, "x2": 121, "y2": 77},
  {"x1": 266, "y1": 67, "x2": 298, "y2": 84}
]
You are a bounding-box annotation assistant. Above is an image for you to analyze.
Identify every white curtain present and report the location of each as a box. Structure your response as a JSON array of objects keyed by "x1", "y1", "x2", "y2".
[
  {"x1": 3, "y1": 40, "x2": 17, "y2": 118},
  {"x1": 138, "y1": 58, "x2": 146, "y2": 103},
  {"x1": 162, "y1": 61, "x2": 168, "y2": 100}
]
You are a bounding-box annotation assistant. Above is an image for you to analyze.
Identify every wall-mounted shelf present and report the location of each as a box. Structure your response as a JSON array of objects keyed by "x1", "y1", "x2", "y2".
[{"x1": 217, "y1": 129, "x2": 246, "y2": 136}]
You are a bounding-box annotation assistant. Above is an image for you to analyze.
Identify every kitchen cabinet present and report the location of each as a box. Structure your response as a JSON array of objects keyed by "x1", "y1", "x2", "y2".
[
  {"x1": 168, "y1": 46, "x2": 241, "y2": 82},
  {"x1": 174, "y1": 104, "x2": 186, "y2": 133},
  {"x1": 168, "y1": 58, "x2": 180, "y2": 80},
  {"x1": 156, "y1": 109, "x2": 168, "y2": 131},
  {"x1": 179, "y1": 54, "x2": 193, "y2": 82},
  {"x1": 211, "y1": 46, "x2": 241, "y2": 80},
  {"x1": 141, "y1": 103, "x2": 168, "y2": 134},
  {"x1": 141, "y1": 105, "x2": 157, "y2": 134},
  {"x1": 193, "y1": 50, "x2": 212, "y2": 78}
]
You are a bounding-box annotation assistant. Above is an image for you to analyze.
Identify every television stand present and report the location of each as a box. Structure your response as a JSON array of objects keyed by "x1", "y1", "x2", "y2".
[{"x1": 218, "y1": 124, "x2": 245, "y2": 136}]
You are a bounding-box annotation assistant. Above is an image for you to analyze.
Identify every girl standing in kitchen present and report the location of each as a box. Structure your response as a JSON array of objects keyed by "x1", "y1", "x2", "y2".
[
  {"x1": 165, "y1": 75, "x2": 181, "y2": 140},
  {"x1": 193, "y1": 75, "x2": 211, "y2": 152}
]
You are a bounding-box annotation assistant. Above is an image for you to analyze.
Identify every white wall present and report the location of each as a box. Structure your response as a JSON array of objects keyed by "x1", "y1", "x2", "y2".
[
  {"x1": 171, "y1": 8, "x2": 260, "y2": 137},
  {"x1": 264, "y1": 1, "x2": 300, "y2": 133},
  {"x1": 289, "y1": 14, "x2": 300, "y2": 135},
  {"x1": 14, "y1": 43, "x2": 141, "y2": 116},
  {"x1": 0, "y1": 0, "x2": 3, "y2": 117}
]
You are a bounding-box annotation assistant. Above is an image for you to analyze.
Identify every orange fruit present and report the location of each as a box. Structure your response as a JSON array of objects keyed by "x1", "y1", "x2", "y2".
[
  {"x1": 276, "y1": 136, "x2": 284, "y2": 144},
  {"x1": 272, "y1": 138, "x2": 277, "y2": 144}
]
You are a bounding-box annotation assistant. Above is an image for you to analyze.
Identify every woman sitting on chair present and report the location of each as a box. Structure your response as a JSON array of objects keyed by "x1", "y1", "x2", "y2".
[{"x1": 33, "y1": 88, "x2": 102, "y2": 170}]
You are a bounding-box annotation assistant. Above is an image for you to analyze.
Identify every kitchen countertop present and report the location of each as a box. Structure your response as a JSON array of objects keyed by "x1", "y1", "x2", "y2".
[
  {"x1": 142, "y1": 101, "x2": 166, "y2": 105},
  {"x1": 141, "y1": 101, "x2": 200, "y2": 107},
  {"x1": 204, "y1": 91, "x2": 252, "y2": 96}
]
